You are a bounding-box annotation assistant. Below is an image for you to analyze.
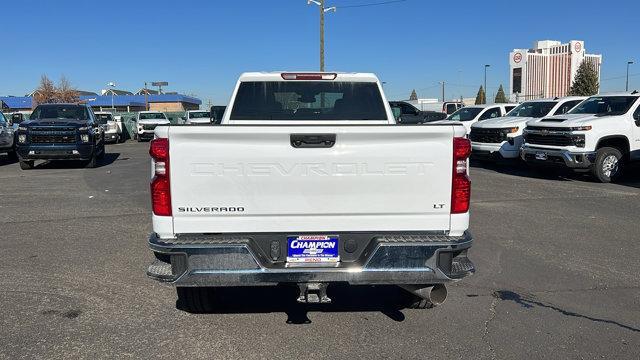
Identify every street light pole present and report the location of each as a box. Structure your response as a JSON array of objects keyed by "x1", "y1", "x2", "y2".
[
  {"x1": 484, "y1": 64, "x2": 490, "y2": 104},
  {"x1": 626, "y1": 61, "x2": 634, "y2": 92},
  {"x1": 307, "y1": 0, "x2": 336, "y2": 72},
  {"x1": 107, "y1": 82, "x2": 116, "y2": 111}
]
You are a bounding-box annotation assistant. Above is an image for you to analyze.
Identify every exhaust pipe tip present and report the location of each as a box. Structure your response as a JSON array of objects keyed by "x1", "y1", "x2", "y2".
[
  {"x1": 429, "y1": 284, "x2": 448, "y2": 306},
  {"x1": 400, "y1": 284, "x2": 448, "y2": 309}
]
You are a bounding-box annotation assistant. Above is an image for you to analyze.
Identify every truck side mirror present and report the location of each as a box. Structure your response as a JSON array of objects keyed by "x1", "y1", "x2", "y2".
[{"x1": 634, "y1": 113, "x2": 640, "y2": 126}]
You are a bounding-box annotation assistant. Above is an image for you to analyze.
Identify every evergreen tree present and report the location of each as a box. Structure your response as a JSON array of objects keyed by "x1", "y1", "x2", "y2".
[
  {"x1": 494, "y1": 84, "x2": 508, "y2": 103},
  {"x1": 475, "y1": 86, "x2": 486, "y2": 105},
  {"x1": 409, "y1": 89, "x2": 418, "y2": 100},
  {"x1": 569, "y1": 61, "x2": 599, "y2": 96}
]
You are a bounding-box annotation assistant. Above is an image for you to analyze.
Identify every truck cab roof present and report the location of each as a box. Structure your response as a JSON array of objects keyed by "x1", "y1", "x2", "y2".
[{"x1": 237, "y1": 72, "x2": 380, "y2": 83}]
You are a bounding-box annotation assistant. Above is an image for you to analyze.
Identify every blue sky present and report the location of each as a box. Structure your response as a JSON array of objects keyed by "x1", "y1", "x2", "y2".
[{"x1": 1, "y1": 0, "x2": 639, "y2": 105}]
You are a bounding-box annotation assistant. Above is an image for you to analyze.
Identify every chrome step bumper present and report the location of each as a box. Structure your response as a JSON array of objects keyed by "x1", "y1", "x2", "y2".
[{"x1": 147, "y1": 231, "x2": 474, "y2": 286}]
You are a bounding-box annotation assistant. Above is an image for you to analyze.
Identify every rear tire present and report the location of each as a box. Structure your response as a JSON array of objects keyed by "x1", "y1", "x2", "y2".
[
  {"x1": 176, "y1": 287, "x2": 217, "y2": 313},
  {"x1": 19, "y1": 160, "x2": 34, "y2": 170},
  {"x1": 591, "y1": 147, "x2": 623, "y2": 183}
]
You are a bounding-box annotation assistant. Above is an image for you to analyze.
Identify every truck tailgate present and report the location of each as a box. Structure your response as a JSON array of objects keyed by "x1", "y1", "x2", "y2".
[{"x1": 168, "y1": 125, "x2": 455, "y2": 233}]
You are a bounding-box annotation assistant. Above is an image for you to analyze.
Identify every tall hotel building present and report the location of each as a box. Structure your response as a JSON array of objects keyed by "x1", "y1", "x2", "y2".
[{"x1": 509, "y1": 40, "x2": 602, "y2": 101}]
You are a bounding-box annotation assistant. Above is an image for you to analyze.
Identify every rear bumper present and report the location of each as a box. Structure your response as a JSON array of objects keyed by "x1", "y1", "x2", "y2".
[
  {"x1": 520, "y1": 145, "x2": 596, "y2": 169},
  {"x1": 17, "y1": 143, "x2": 94, "y2": 160},
  {"x1": 147, "y1": 231, "x2": 475, "y2": 286}
]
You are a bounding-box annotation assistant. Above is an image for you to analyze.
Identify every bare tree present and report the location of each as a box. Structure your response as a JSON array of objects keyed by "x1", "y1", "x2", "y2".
[
  {"x1": 58, "y1": 75, "x2": 79, "y2": 103},
  {"x1": 33, "y1": 75, "x2": 80, "y2": 106},
  {"x1": 33, "y1": 75, "x2": 58, "y2": 105}
]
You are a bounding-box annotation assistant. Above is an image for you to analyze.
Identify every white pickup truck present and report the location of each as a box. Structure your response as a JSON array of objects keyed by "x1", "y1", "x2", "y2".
[
  {"x1": 134, "y1": 111, "x2": 170, "y2": 141},
  {"x1": 94, "y1": 111, "x2": 122, "y2": 143},
  {"x1": 469, "y1": 97, "x2": 585, "y2": 160},
  {"x1": 446, "y1": 103, "x2": 518, "y2": 134},
  {"x1": 521, "y1": 92, "x2": 640, "y2": 182},
  {"x1": 146, "y1": 72, "x2": 475, "y2": 311},
  {"x1": 183, "y1": 110, "x2": 212, "y2": 125}
]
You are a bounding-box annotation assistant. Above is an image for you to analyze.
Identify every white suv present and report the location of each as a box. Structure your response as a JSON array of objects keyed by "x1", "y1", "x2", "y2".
[
  {"x1": 469, "y1": 96, "x2": 585, "y2": 160},
  {"x1": 522, "y1": 92, "x2": 640, "y2": 182}
]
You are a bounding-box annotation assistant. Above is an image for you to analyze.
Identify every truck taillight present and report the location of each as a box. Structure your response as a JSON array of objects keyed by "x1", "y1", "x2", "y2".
[
  {"x1": 451, "y1": 137, "x2": 471, "y2": 214},
  {"x1": 150, "y1": 138, "x2": 171, "y2": 216}
]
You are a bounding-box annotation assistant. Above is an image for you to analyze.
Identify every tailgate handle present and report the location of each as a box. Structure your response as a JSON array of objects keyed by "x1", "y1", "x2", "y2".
[{"x1": 290, "y1": 134, "x2": 336, "y2": 148}]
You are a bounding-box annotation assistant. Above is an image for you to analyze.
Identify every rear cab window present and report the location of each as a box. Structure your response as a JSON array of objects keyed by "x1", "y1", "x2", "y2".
[
  {"x1": 445, "y1": 103, "x2": 458, "y2": 114},
  {"x1": 139, "y1": 113, "x2": 167, "y2": 120},
  {"x1": 189, "y1": 111, "x2": 211, "y2": 119},
  {"x1": 229, "y1": 81, "x2": 387, "y2": 121}
]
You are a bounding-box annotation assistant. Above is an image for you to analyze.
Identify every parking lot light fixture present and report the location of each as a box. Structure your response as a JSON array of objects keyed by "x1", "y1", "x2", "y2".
[{"x1": 307, "y1": 0, "x2": 336, "y2": 72}]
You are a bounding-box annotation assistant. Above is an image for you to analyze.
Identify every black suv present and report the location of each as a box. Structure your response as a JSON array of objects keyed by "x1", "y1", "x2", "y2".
[{"x1": 16, "y1": 104, "x2": 106, "y2": 169}]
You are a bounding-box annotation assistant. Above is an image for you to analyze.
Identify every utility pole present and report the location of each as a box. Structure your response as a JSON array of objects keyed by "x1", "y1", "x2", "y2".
[
  {"x1": 626, "y1": 61, "x2": 634, "y2": 91},
  {"x1": 320, "y1": 0, "x2": 324, "y2": 71},
  {"x1": 484, "y1": 64, "x2": 490, "y2": 104},
  {"x1": 144, "y1": 82, "x2": 148, "y2": 111},
  {"x1": 440, "y1": 81, "x2": 445, "y2": 102},
  {"x1": 307, "y1": 0, "x2": 336, "y2": 72}
]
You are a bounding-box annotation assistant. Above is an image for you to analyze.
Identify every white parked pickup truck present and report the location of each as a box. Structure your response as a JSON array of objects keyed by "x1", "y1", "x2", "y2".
[
  {"x1": 446, "y1": 103, "x2": 518, "y2": 134},
  {"x1": 183, "y1": 110, "x2": 212, "y2": 125},
  {"x1": 522, "y1": 92, "x2": 640, "y2": 182},
  {"x1": 134, "y1": 111, "x2": 170, "y2": 142},
  {"x1": 146, "y1": 72, "x2": 475, "y2": 311},
  {"x1": 469, "y1": 96, "x2": 585, "y2": 160},
  {"x1": 95, "y1": 111, "x2": 122, "y2": 143}
]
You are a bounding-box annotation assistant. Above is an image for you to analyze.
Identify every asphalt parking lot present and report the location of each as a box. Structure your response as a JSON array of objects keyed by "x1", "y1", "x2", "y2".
[{"x1": 0, "y1": 141, "x2": 638, "y2": 360}]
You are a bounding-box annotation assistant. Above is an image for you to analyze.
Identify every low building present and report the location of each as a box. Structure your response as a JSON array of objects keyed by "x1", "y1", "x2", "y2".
[
  {"x1": 0, "y1": 96, "x2": 33, "y2": 112},
  {"x1": 146, "y1": 94, "x2": 201, "y2": 111},
  {"x1": 509, "y1": 40, "x2": 602, "y2": 101},
  {"x1": 0, "y1": 93, "x2": 201, "y2": 112}
]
